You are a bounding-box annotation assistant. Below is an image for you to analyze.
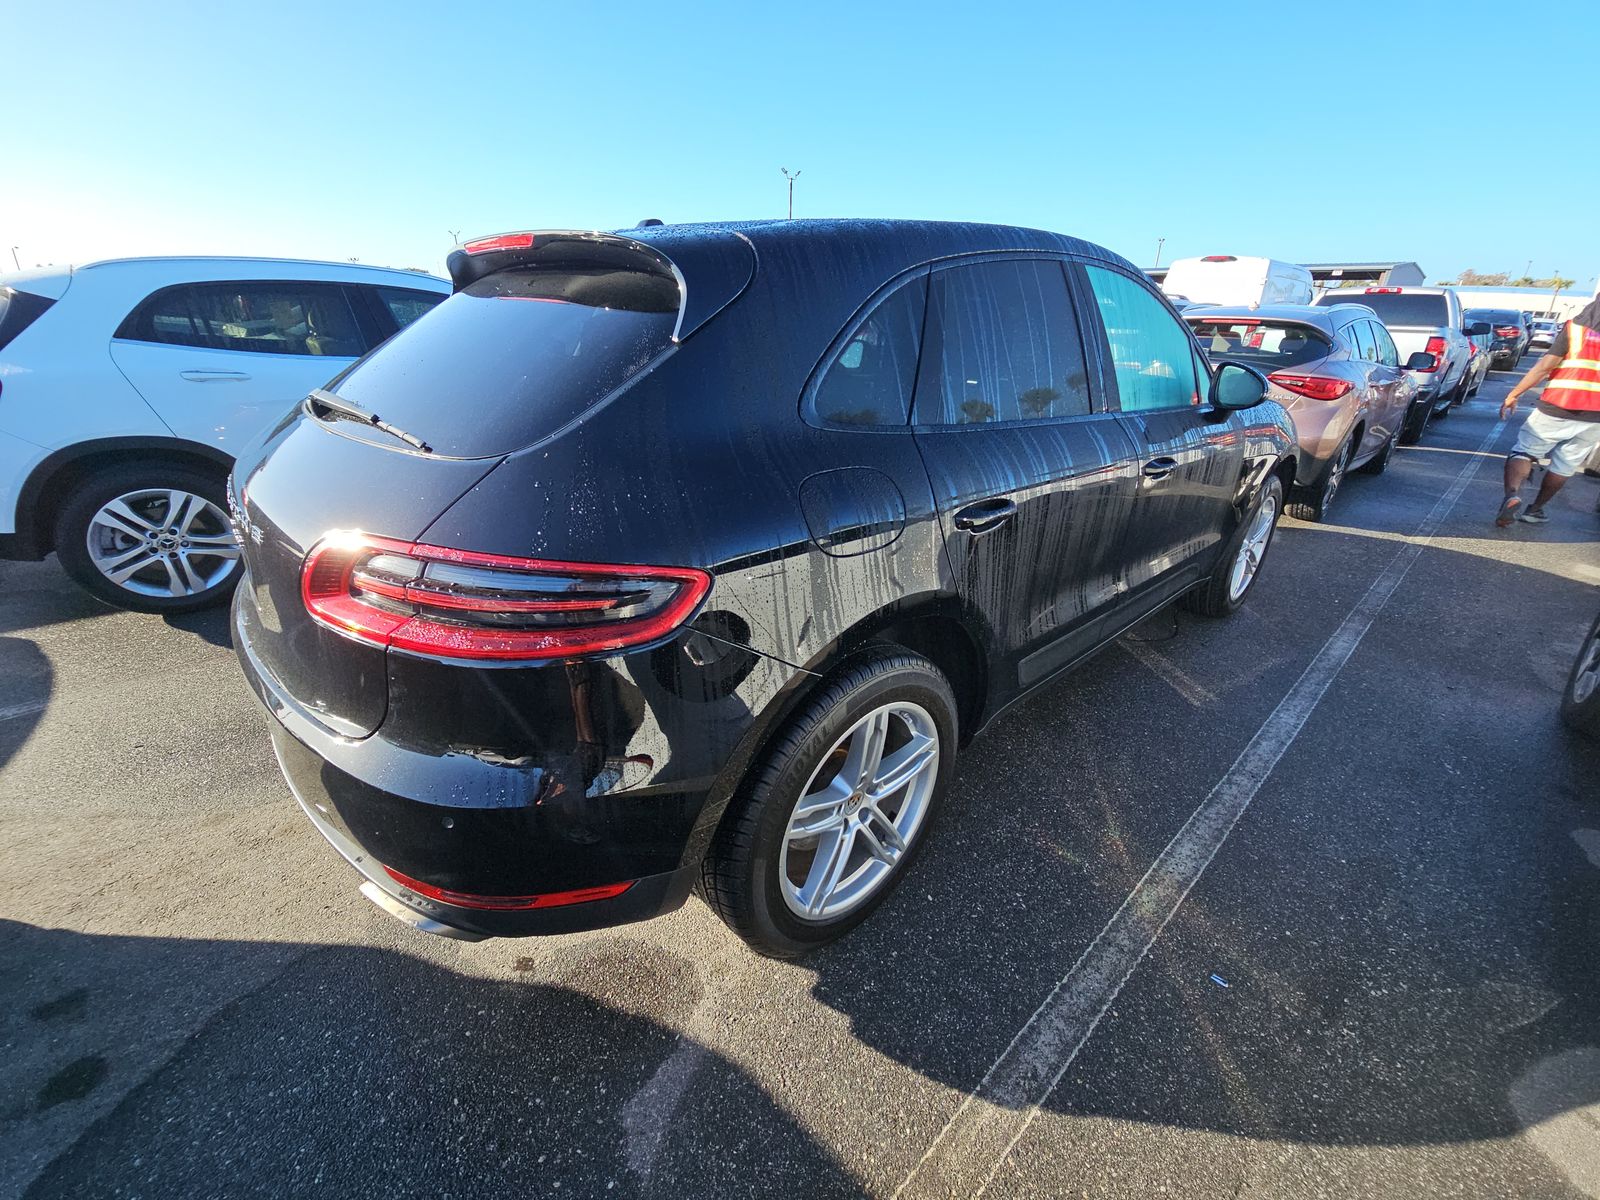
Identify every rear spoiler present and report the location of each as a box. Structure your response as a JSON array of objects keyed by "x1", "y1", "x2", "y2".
[{"x1": 446, "y1": 228, "x2": 755, "y2": 343}]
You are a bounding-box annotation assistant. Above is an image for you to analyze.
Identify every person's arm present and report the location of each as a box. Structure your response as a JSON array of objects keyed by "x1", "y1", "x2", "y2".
[{"x1": 1502, "y1": 353, "x2": 1562, "y2": 416}]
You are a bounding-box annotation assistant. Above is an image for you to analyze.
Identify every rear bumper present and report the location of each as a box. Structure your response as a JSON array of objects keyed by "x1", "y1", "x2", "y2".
[{"x1": 233, "y1": 577, "x2": 802, "y2": 939}]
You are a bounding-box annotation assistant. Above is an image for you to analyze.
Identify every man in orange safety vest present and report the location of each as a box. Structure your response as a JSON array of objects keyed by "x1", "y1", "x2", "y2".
[{"x1": 1496, "y1": 297, "x2": 1600, "y2": 526}]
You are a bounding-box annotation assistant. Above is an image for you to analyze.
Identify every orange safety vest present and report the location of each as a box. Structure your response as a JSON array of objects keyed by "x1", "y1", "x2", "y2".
[{"x1": 1542, "y1": 320, "x2": 1600, "y2": 413}]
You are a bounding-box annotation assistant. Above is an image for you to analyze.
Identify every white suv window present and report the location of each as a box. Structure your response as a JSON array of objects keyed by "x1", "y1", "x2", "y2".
[{"x1": 119, "y1": 282, "x2": 363, "y2": 357}]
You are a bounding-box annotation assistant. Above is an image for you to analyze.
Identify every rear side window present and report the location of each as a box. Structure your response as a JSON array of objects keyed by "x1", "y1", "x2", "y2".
[
  {"x1": 373, "y1": 286, "x2": 444, "y2": 331},
  {"x1": 1370, "y1": 321, "x2": 1399, "y2": 366},
  {"x1": 0, "y1": 287, "x2": 55, "y2": 352},
  {"x1": 1085, "y1": 266, "x2": 1200, "y2": 411},
  {"x1": 1327, "y1": 291, "x2": 1448, "y2": 327},
  {"x1": 813, "y1": 274, "x2": 927, "y2": 426},
  {"x1": 118, "y1": 282, "x2": 364, "y2": 357},
  {"x1": 1187, "y1": 318, "x2": 1330, "y2": 368},
  {"x1": 914, "y1": 259, "x2": 1091, "y2": 426},
  {"x1": 1351, "y1": 321, "x2": 1378, "y2": 362},
  {"x1": 324, "y1": 268, "x2": 678, "y2": 458}
]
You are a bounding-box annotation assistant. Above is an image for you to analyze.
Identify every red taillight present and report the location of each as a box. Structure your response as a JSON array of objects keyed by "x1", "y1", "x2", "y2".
[
  {"x1": 1494, "y1": 325, "x2": 1520, "y2": 338},
  {"x1": 1366, "y1": 287, "x2": 1402, "y2": 294},
  {"x1": 382, "y1": 866, "x2": 634, "y2": 911},
  {"x1": 1420, "y1": 336, "x2": 1447, "y2": 371},
  {"x1": 462, "y1": 232, "x2": 536, "y2": 255},
  {"x1": 1268, "y1": 373, "x2": 1354, "y2": 401},
  {"x1": 301, "y1": 532, "x2": 711, "y2": 661},
  {"x1": 1201, "y1": 255, "x2": 1237, "y2": 262}
]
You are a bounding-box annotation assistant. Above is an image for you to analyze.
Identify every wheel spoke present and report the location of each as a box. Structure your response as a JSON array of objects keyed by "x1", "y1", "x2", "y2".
[
  {"x1": 187, "y1": 540, "x2": 239, "y2": 561},
  {"x1": 102, "y1": 546, "x2": 159, "y2": 584},
  {"x1": 842, "y1": 709, "x2": 889, "y2": 790},
  {"x1": 799, "y1": 825, "x2": 856, "y2": 915},
  {"x1": 789, "y1": 778, "x2": 851, "y2": 838},
  {"x1": 96, "y1": 499, "x2": 157, "y2": 538},
  {"x1": 867, "y1": 734, "x2": 936, "y2": 804},
  {"x1": 175, "y1": 552, "x2": 207, "y2": 593},
  {"x1": 161, "y1": 556, "x2": 187, "y2": 596},
  {"x1": 173, "y1": 491, "x2": 209, "y2": 536},
  {"x1": 860, "y1": 808, "x2": 906, "y2": 859}
]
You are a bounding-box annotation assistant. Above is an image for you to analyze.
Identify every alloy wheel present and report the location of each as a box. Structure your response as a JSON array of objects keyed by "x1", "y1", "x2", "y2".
[
  {"x1": 1228, "y1": 491, "x2": 1278, "y2": 602},
  {"x1": 85, "y1": 488, "x2": 240, "y2": 599},
  {"x1": 778, "y1": 701, "x2": 940, "y2": 921}
]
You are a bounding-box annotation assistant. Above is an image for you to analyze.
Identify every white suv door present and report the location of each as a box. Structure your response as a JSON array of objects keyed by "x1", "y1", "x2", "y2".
[{"x1": 109, "y1": 280, "x2": 368, "y2": 454}]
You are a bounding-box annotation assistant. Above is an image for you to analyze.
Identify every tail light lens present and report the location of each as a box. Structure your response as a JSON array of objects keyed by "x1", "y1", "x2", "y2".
[
  {"x1": 1419, "y1": 337, "x2": 1447, "y2": 371},
  {"x1": 462, "y1": 232, "x2": 536, "y2": 254},
  {"x1": 302, "y1": 532, "x2": 711, "y2": 661},
  {"x1": 1494, "y1": 325, "x2": 1520, "y2": 338},
  {"x1": 1268, "y1": 373, "x2": 1354, "y2": 401}
]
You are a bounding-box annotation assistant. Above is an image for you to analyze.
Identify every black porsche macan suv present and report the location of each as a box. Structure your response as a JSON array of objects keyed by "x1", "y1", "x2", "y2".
[{"x1": 230, "y1": 219, "x2": 1295, "y2": 957}]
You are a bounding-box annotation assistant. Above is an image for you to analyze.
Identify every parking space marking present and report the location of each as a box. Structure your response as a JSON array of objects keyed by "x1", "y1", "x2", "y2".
[
  {"x1": 894, "y1": 418, "x2": 1508, "y2": 1199},
  {"x1": 0, "y1": 700, "x2": 47, "y2": 723}
]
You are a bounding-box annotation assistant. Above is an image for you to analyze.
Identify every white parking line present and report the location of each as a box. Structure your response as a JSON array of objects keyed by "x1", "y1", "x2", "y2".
[
  {"x1": 0, "y1": 700, "x2": 46, "y2": 723},
  {"x1": 894, "y1": 418, "x2": 1508, "y2": 1199}
]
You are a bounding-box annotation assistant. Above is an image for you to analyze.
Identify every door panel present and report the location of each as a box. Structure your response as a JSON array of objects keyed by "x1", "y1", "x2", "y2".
[
  {"x1": 909, "y1": 257, "x2": 1142, "y2": 700},
  {"x1": 1080, "y1": 263, "x2": 1245, "y2": 594}
]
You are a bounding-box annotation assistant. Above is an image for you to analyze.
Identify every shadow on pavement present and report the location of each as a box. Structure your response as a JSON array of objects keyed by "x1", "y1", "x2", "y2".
[
  {"x1": 0, "y1": 635, "x2": 50, "y2": 770},
  {"x1": 2, "y1": 920, "x2": 860, "y2": 1199}
]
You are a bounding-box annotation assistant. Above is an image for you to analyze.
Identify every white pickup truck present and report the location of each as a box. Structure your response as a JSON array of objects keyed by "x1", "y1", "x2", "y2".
[{"x1": 1314, "y1": 287, "x2": 1483, "y2": 442}]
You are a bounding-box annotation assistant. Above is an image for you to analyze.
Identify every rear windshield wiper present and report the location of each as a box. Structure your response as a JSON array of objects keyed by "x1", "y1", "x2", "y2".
[{"x1": 307, "y1": 389, "x2": 433, "y2": 454}]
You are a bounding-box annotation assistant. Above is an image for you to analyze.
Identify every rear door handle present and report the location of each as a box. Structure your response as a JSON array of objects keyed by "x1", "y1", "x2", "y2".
[
  {"x1": 952, "y1": 498, "x2": 1017, "y2": 533},
  {"x1": 180, "y1": 370, "x2": 252, "y2": 382},
  {"x1": 1142, "y1": 457, "x2": 1179, "y2": 480}
]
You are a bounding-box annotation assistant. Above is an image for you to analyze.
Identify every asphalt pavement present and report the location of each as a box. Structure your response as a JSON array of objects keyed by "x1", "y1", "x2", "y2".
[{"x1": 3, "y1": 362, "x2": 1598, "y2": 1199}]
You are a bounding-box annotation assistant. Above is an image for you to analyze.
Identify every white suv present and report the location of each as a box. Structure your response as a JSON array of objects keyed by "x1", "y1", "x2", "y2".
[{"x1": 0, "y1": 257, "x2": 447, "y2": 611}]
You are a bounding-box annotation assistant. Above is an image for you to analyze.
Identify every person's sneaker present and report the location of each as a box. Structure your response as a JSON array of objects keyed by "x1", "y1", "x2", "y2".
[
  {"x1": 1519, "y1": 507, "x2": 1550, "y2": 524},
  {"x1": 1495, "y1": 495, "x2": 1524, "y2": 526}
]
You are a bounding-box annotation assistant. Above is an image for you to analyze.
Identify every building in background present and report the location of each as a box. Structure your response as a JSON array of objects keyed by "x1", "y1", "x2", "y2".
[{"x1": 1145, "y1": 259, "x2": 1425, "y2": 292}]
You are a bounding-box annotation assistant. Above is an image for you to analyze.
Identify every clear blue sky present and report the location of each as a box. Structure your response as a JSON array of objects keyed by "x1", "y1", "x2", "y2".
[{"x1": 4, "y1": 0, "x2": 1595, "y2": 290}]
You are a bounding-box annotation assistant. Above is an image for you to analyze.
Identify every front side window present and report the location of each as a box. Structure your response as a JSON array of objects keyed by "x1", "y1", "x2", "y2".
[
  {"x1": 1084, "y1": 265, "x2": 1200, "y2": 412},
  {"x1": 812, "y1": 274, "x2": 927, "y2": 426},
  {"x1": 120, "y1": 282, "x2": 363, "y2": 357},
  {"x1": 914, "y1": 259, "x2": 1090, "y2": 426},
  {"x1": 374, "y1": 286, "x2": 445, "y2": 332}
]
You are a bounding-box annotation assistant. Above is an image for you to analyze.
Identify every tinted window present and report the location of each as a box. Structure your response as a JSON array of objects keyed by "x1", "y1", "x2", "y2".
[
  {"x1": 120, "y1": 282, "x2": 363, "y2": 357},
  {"x1": 1351, "y1": 320, "x2": 1378, "y2": 362},
  {"x1": 915, "y1": 260, "x2": 1090, "y2": 426},
  {"x1": 1186, "y1": 318, "x2": 1330, "y2": 368},
  {"x1": 325, "y1": 267, "x2": 677, "y2": 458},
  {"x1": 1085, "y1": 265, "x2": 1200, "y2": 411},
  {"x1": 0, "y1": 287, "x2": 55, "y2": 352},
  {"x1": 1370, "y1": 321, "x2": 1399, "y2": 366},
  {"x1": 1320, "y1": 291, "x2": 1447, "y2": 327},
  {"x1": 374, "y1": 286, "x2": 444, "y2": 331},
  {"x1": 814, "y1": 275, "x2": 927, "y2": 426},
  {"x1": 1466, "y1": 309, "x2": 1521, "y2": 325}
]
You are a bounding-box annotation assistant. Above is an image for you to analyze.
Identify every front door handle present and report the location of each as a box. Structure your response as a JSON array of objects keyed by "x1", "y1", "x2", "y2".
[
  {"x1": 952, "y1": 497, "x2": 1017, "y2": 533},
  {"x1": 180, "y1": 370, "x2": 252, "y2": 382},
  {"x1": 1142, "y1": 456, "x2": 1179, "y2": 480}
]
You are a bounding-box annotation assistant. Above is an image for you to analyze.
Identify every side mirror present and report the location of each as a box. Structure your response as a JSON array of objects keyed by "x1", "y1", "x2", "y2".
[
  {"x1": 1405, "y1": 351, "x2": 1438, "y2": 371},
  {"x1": 1210, "y1": 361, "x2": 1269, "y2": 410},
  {"x1": 1465, "y1": 322, "x2": 1492, "y2": 336}
]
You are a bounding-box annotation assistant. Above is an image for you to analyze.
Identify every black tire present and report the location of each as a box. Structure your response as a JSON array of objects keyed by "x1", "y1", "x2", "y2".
[
  {"x1": 1399, "y1": 400, "x2": 1431, "y2": 445},
  {"x1": 1560, "y1": 613, "x2": 1600, "y2": 739},
  {"x1": 1286, "y1": 435, "x2": 1351, "y2": 522},
  {"x1": 1360, "y1": 429, "x2": 1398, "y2": 475},
  {"x1": 699, "y1": 648, "x2": 958, "y2": 958},
  {"x1": 54, "y1": 462, "x2": 241, "y2": 614},
  {"x1": 1181, "y1": 474, "x2": 1283, "y2": 618}
]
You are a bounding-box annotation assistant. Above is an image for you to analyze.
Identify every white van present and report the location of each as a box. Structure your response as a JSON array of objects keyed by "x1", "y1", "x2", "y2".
[{"x1": 1160, "y1": 256, "x2": 1313, "y2": 308}]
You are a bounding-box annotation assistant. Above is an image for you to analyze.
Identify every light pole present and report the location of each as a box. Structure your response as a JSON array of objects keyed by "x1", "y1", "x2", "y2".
[
  {"x1": 8, "y1": 247, "x2": 18, "y2": 271},
  {"x1": 448, "y1": 230, "x2": 461, "y2": 246},
  {"x1": 781, "y1": 167, "x2": 801, "y2": 220},
  {"x1": 1154, "y1": 237, "x2": 1166, "y2": 269}
]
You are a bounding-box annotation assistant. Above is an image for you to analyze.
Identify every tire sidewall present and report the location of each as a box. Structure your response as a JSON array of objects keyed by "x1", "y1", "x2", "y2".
[
  {"x1": 1223, "y1": 475, "x2": 1283, "y2": 613},
  {"x1": 54, "y1": 464, "x2": 239, "y2": 613},
  {"x1": 1561, "y1": 615, "x2": 1600, "y2": 737},
  {"x1": 743, "y1": 660, "x2": 958, "y2": 955}
]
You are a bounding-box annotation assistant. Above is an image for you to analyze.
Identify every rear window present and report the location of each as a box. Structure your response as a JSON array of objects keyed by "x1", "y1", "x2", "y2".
[
  {"x1": 1186, "y1": 319, "x2": 1331, "y2": 368},
  {"x1": 1466, "y1": 309, "x2": 1520, "y2": 325},
  {"x1": 323, "y1": 268, "x2": 679, "y2": 459},
  {"x1": 1323, "y1": 291, "x2": 1447, "y2": 327},
  {"x1": 0, "y1": 287, "x2": 56, "y2": 353}
]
